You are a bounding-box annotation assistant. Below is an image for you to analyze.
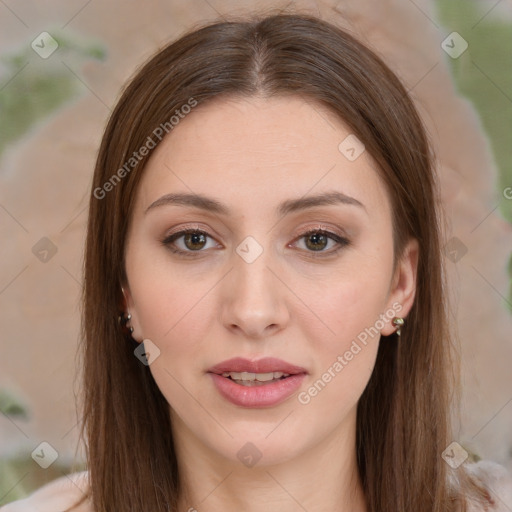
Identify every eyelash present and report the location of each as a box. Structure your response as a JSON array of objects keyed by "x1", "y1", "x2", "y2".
[{"x1": 161, "y1": 226, "x2": 350, "y2": 259}]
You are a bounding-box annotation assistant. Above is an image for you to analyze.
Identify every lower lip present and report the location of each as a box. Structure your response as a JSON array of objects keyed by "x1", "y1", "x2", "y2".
[{"x1": 209, "y1": 373, "x2": 306, "y2": 408}]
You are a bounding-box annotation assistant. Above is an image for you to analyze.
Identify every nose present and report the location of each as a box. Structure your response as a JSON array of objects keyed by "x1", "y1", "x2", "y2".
[{"x1": 220, "y1": 248, "x2": 290, "y2": 339}]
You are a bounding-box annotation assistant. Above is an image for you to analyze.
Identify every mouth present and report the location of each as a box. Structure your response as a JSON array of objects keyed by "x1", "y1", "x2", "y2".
[{"x1": 207, "y1": 357, "x2": 308, "y2": 407}]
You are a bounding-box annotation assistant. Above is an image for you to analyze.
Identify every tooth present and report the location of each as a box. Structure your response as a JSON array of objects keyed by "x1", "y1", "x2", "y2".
[
  {"x1": 255, "y1": 372, "x2": 275, "y2": 382},
  {"x1": 222, "y1": 371, "x2": 292, "y2": 382}
]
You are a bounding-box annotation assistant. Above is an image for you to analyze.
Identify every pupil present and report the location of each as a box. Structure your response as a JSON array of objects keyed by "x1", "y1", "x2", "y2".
[
  {"x1": 306, "y1": 232, "x2": 327, "y2": 251},
  {"x1": 185, "y1": 232, "x2": 206, "y2": 250}
]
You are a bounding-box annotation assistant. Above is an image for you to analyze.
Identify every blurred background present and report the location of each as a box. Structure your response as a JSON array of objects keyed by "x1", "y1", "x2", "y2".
[{"x1": 0, "y1": 0, "x2": 511, "y2": 505}]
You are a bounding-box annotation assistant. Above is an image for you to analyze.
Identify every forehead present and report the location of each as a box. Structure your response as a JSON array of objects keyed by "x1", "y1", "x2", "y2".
[{"x1": 134, "y1": 95, "x2": 390, "y2": 219}]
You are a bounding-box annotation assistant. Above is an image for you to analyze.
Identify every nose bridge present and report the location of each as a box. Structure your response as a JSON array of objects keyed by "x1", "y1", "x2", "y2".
[
  {"x1": 235, "y1": 247, "x2": 271, "y2": 292},
  {"x1": 220, "y1": 238, "x2": 289, "y2": 337},
  {"x1": 233, "y1": 241, "x2": 277, "y2": 306}
]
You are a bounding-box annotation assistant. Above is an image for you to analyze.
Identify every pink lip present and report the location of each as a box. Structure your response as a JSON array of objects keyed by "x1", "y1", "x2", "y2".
[
  {"x1": 207, "y1": 357, "x2": 308, "y2": 408},
  {"x1": 208, "y1": 357, "x2": 307, "y2": 375}
]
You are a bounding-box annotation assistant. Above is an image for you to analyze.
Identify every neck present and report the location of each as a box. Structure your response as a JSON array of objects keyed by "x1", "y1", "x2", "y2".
[{"x1": 173, "y1": 408, "x2": 367, "y2": 512}]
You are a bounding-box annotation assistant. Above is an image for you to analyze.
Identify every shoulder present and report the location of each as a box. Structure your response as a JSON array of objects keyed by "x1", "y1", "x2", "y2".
[
  {"x1": 0, "y1": 471, "x2": 92, "y2": 512},
  {"x1": 463, "y1": 460, "x2": 512, "y2": 511}
]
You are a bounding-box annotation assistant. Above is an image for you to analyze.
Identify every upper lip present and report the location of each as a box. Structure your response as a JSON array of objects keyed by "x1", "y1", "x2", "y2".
[{"x1": 208, "y1": 357, "x2": 308, "y2": 375}]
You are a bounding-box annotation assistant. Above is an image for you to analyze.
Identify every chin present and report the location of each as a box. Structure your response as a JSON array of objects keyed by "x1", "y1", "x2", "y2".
[{"x1": 209, "y1": 428, "x2": 311, "y2": 468}]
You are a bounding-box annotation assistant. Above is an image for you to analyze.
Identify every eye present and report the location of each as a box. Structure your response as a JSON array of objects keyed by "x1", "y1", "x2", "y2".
[
  {"x1": 161, "y1": 229, "x2": 220, "y2": 256},
  {"x1": 291, "y1": 228, "x2": 350, "y2": 256},
  {"x1": 161, "y1": 226, "x2": 350, "y2": 258}
]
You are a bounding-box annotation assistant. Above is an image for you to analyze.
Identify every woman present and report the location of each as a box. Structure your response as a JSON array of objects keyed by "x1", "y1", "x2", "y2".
[{"x1": 3, "y1": 12, "x2": 511, "y2": 512}]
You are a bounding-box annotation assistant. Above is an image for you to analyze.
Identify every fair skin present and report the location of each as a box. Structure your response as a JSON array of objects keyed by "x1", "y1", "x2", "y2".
[{"x1": 123, "y1": 95, "x2": 418, "y2": 512}]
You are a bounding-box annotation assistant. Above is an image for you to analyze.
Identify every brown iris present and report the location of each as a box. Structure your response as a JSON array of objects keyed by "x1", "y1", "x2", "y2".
[
  {"x1": 305, "y1": 232, "x2": 328, "y2": 251},
  {"x1": 183, "y1": 232, "x2": 207, "y2": 250}
]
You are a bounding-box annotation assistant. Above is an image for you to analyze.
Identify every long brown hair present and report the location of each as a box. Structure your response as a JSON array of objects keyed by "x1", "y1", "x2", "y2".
[{"x1": 74, "y1": 11, "x2": 490, "y2": 512}]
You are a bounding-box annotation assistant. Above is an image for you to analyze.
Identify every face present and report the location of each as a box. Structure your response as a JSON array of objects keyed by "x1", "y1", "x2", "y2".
[{"x1": 123, "y1": 95, "x2": 418, "y2": 467}]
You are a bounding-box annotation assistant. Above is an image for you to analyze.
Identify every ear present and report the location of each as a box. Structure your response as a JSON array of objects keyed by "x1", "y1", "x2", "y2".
[
  {"x1": 380, "y1": 238, "x2": 419, "y2": 336},
  {"x1": 121, "y1": 283, "x2": 143, "y2": 342}
]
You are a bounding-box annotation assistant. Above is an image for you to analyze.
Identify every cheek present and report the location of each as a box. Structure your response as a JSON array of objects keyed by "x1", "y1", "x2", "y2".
[
  {"x1": 128, "y1": 261, "x2": 217, "y2": 408},
  {"x1": 126, "y1": 244, "x2": 218, "y2": 344},
  {"x1": 294, "y1": 265, "x2": 390, "y2": 409},
  {"x1": 299, "y1": 261, "x2": 392, "y2": 350}
]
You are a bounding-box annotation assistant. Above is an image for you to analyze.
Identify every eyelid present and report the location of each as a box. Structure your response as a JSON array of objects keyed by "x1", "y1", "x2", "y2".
[
  {"x1": 164, "y1": 222, "x2": 219, "y2": 238},
  {"x1": 293, "y1": 223, "x2": 348, "y2": 240}
]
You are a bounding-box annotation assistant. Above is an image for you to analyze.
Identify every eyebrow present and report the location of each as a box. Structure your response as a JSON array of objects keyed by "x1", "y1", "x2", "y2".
[{"x1": 145, "y1": 190, "x2": 366, "y2": 216}]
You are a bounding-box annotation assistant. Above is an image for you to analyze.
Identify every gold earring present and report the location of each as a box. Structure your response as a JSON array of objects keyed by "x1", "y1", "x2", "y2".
[{"x1": 392, "y1": 317, "x2": 404, "y2": 337}]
